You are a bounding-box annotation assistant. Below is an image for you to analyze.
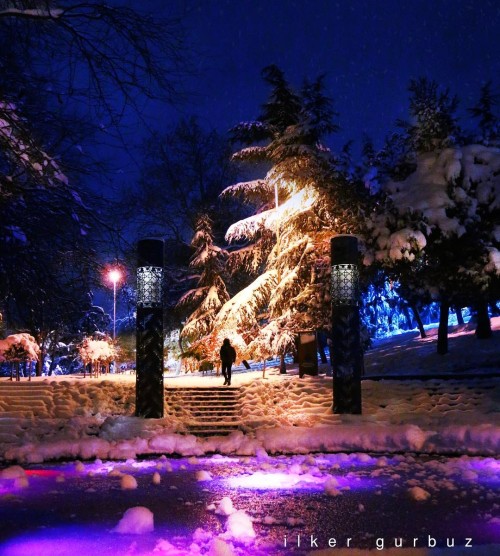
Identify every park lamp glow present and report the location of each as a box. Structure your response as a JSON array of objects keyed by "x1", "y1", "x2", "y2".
[
  {"x1": 330, "y1": 241, "x2": 360, "y2": 309},
  {"x1": 108, "y1": 268, "x2": 122, "y2": 285},
  {"x1": 330, "y1": 263, "x2": 359, "y2": 306}
]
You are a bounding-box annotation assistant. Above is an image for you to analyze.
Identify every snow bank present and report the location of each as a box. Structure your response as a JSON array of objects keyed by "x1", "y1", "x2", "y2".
[{"x1": 0, "y1": 320, "x2": 498, "y2": 463}]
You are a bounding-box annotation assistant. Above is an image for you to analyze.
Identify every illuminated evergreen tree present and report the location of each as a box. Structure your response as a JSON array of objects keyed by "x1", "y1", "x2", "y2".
[
  {"x1": 215, "y1": 66, "x2": 367, "y2": 361},
  {"x1": 176, "y1": 214, "x2": 230, "y2": 366}
]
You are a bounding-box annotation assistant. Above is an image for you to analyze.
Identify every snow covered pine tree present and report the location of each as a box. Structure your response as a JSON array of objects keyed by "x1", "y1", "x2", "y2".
[
  {"x1": 215, "y1": 66, "x2": 367, "y2": 367},
  {"x1": 176, "y1": 214, "x2": 230, "y2": 371}
]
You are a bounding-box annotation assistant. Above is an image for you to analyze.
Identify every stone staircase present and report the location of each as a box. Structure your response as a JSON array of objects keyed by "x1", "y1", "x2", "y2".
[
  {"x1": 0, "y1": 382, "x2": 55, "y2": 419},
  {"x1": 165, "y1": 387, "x2": 241, "y2": 436},
  {"x1": 0, "y1": 382, "x2": 55, "y2": 446}
]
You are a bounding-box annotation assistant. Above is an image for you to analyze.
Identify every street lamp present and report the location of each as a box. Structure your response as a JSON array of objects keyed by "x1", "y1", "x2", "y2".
[
  {"x1": 330, "y1": 235, "x2": 363, "y2": 414},
  {"x1": 108, "y1": 268, "x2": 122, "y2": 341},
  {"x1": 136, "y1": 238, "x2": 164, "y2": 419}
]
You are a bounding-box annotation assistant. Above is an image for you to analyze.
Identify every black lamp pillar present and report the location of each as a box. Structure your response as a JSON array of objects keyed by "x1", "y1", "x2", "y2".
[
  {"x1": 136, "y1": 239, "x2": 164, "y2": 418},
  {"x1": 330, "y1": 235, "x2": 363, "y2": 414}
]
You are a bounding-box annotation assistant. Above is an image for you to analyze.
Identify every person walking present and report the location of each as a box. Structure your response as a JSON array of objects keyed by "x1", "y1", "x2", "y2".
[{"x1": 220, "y1": 338, "x2": 236, "y2": 386}]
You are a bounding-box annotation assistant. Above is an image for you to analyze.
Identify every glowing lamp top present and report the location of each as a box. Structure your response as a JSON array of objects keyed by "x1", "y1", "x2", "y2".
[{"x1": 108, "y1": 269, "x2": 122, "y2": 284}]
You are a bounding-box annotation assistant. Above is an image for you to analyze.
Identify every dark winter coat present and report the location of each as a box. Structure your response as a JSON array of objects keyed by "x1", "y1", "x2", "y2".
[{"x1": 220, "y1": 342, "x2": 236, "y2": 364}]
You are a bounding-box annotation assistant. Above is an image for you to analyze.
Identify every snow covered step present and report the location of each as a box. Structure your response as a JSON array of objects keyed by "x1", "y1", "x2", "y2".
[
  {"x1": 188, "y1": 429, "x2": 240, "y2": 437},
  {"x1": 5, "y1": 399, "x2": 47, "y2": 407},
  {"x1": 182, "y1": 403, "x2": 239, "y2": 410},
  {"x1": 0, "y1": 433, "x2": 20, "y2": 443},
  {"x1": 187, "y1": 423, "x2": 241, "y2": 434},
  {"x1": 0, "y1": 416, "x2": 26, "y2": 424},
  {"x1": 0, "y1": 410, "x2": 35, "y2": 419},
  {"x1": 166, "y1": 387, "x2": 241, "y2": 436},
  {"x1": 0, "y1": 389, "x2": 52, "y2": 396},
  {"x1": 0, "y1": 384, "x2": 51, "y2": 389},
  {"x1": 166, "y1": 388, "x2": 239, "y2": 394},
  {"x1": 169, "y1": 395, "x2": 239, "y2": 402},
  {"x1": 187, "y1": 420, "x2": 241, "y2": 427},
  {"x1": 191, "y1": 406, "x2": 239, "y2": 415}
]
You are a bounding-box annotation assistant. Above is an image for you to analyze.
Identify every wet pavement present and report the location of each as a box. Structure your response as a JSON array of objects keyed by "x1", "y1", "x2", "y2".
[{"x1": 0, "y1": 453, "x2": 499, "y2": 555}]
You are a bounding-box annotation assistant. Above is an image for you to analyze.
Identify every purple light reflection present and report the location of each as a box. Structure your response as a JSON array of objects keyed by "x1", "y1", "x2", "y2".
[
  {"x1": 226, "y1": 470, "x2": 376, "y2": 492},
  {"x1": 1, "y1": 526, "x2": 158, "y2": 556}
]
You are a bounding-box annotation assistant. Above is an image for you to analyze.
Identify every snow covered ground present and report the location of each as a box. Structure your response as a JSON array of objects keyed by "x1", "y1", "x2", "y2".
[
  {"x1": 0, "y1": 320, "x2": 498, "y2": 555},
  {"x1": 0, "y1": 318, "x2": 498, "y2": 464},
  {"x1": 0, "y1": 451, "x2": 499, "y2": 555}
]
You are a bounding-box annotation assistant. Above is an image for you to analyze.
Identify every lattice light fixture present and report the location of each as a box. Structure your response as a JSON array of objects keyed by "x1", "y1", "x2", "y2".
[
  {"x1": 137, "y1": 266, "x2": 163, "y2": 308},
  {"x1": 330, "y1": 235, "x2": 363, "y2": 414},
  {"x1": 136, "y1": 239, "x2": 164, "y2": 419},
  {"x1": 330, "y1": 263, "x2": 360, "y2": 307}
]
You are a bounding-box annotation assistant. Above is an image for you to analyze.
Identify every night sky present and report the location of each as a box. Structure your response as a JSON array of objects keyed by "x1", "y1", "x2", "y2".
[{"x1": 135, "y1": 0, "x2": 500, "y2": 158}]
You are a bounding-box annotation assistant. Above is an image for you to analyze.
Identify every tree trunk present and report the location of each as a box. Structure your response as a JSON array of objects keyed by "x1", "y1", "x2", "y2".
[
  {"x1": 401, "y1": 304, "x2": 414, "y2": 330},
  {"x1": 262, "y1": 359, "x2": 266, "y2": 379},
  {"x1": 36, "y1": 336, "x2": 46, "y2": 377},
  {"x1": 410, "y1": 303, "x2": 427, "y2": 338},
  {"x1": 279, "y1": 353, "x2": 286, "y2": 374},
  {"x1": 437, "y1": 297, "x2": 449, "y2": 355},
  {"x1": 475, "y1": 300, "x2": 492, "y2": 339},
  {"x1": 454, "y1": 306, "x2": 464, "y2": 326}
]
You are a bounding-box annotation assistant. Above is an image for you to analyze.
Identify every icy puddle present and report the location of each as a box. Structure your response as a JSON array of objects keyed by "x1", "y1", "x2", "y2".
[{"x1": 0, "y1": 453, "x2": 499, "y2": 555}]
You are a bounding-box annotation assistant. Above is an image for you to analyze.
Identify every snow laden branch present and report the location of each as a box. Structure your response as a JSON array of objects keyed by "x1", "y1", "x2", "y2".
[
  {"x1": 220, "y1": 180, "x2": 273, "y2": 204},
  {"x1": 181, "y1": 284, "x2": 228, "y2": 340},
  {"x1": 366, "y1": 145, "x2": 500, "y2": 273},
  {"x1": 225, "y1": 187, "x2": 319, "y2": 243},
  {"x1": 246, "y1": 319, "x2": 296, "y2": 360},
  {"x1": 213, "y1": 270, "x2": 278, "y2": 332},
  {"x1": 0, "y1": 100, "x2": 68, "y2": 195}
]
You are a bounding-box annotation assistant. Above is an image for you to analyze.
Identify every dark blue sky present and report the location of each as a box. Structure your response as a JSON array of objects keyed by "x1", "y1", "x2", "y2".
[{"x1": 141, "y1": 0, "x2": 500, "y2": 154}]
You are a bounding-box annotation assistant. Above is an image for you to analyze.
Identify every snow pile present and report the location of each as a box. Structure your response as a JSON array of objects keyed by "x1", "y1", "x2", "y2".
[
  {"x1": 214, "y1": 496, "x2": 235, "y2": 516},
  {"x1": 408, "y1": 485, "x2": 431, "y2": 501},
  {"x1": 112, "y1": 506, "x2": 154, "y2": 534},
  {"x1": 121, "y1": 474, "x2": 138, "y2": 489},
  {"x1": 196, "y1": 470, "x2": 213, "y2": 482},
  {"x1": 224, "y1": 510, "x2": 256, "y2": 543},
  {"x1": 324, "y1": 476, "x2": 341, "y2": 496},
  {"x1": 207, "y1": 538, "x2": 236, "y2": 556},
  {"x1": 0, "y1": 465, "x2": 26, "y2": 479}
]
